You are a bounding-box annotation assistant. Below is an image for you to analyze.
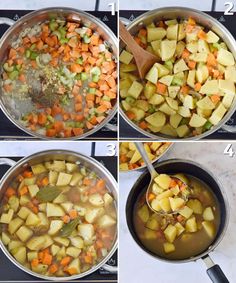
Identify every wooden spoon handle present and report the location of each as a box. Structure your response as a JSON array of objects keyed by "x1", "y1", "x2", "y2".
[{"x1": 119, "y1": 20, "x2": 142, "y2": 57}]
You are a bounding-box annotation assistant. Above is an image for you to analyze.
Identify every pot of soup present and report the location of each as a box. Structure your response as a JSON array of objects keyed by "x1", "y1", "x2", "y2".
[
  {"x1": 0, "y1": 7, "x2": 117, "y2": 139},
  {"x1": 119, "y1": 7, "x2": 236, "y2": 140},
  {"x1": 126, "y1": 159, "x2": 229, "y2": 282},
  {"x1": 0, "y1": 150, "x2": 117, "y2": 280}
]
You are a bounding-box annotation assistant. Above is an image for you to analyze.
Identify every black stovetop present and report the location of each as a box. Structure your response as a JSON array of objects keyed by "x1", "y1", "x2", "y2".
[
  {"x1": 119, "y1": 11, "x2": 236, "y2": 140},
  {"x1": 0, "y1": 147, "x2": 117, "y2": 282},
  {"x1": 0, "y1": 10, "x2": 117, "y2": 140}
]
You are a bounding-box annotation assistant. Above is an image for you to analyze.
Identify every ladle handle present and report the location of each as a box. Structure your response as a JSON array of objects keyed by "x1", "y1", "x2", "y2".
[
  {"x1": 202, "y1": 255, "x2": 229, "y2": 283},
  {"x1": 134, "y1": 142, "x2": 158, "y2": 178},
  {"x1": 119, "y1": 20, "x2": 142, "y2": 58}
]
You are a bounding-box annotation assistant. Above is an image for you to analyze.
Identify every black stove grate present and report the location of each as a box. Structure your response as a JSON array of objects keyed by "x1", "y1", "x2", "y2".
[
  {"x1": 0, "y1": 10, "x2": 117, "y2": 140},
  {"x1": 119, "y1": 11, "x2": 236, "y2": 140},
  {"x1": 0, "y1": 153, "x2": 117, "y2": 282}
]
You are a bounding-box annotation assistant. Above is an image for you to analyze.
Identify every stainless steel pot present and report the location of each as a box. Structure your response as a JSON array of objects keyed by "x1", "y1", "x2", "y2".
[
  {"x1": 126, "y1": 159, "x2": 229, "y2": 282},
  {"x1": 120, "y1": 7, "x2": 236, "y2": 140},
  {"x1": 0, "y1": 7, "x2": 118, "y2": 139},
  {"x1": 0, "y1": 150, "x2": 117, "y2": 281}
]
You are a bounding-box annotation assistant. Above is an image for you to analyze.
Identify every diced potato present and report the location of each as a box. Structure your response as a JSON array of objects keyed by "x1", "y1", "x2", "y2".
[
  {"x1": 169, "y1": 197, "x2": 185, "y2": 211},
  {"x1": 49, "y1": 171, "x2": 58, "y2": 185},
  {"x1": 32, "y1": 264, "x2": 48, "y2": 274},
  {"x1": 151, "y1": 198, "x2": 161, "y2": 212},
  {"x1": 25, "y1": 212, "x2": 40, "y2": 226},
  {"x1": 186, "y1": 41, "x2": 198, "y2": 53},
  {"x1": 173, "y1": 58, "x2": 189, "y2": 73},
  {"x1": 206, "y1": 31, "x2": 219, "y2": 43},
  {"x1": 176, "y1": 125, "x2": 190, "y2": 138},
  {"x1": 24, "y1": 177, "x2": 36, "y2": 186},
  {"x1": 74, "y1": 205, "x2": 86, "y2": 216},
  {"x1": 222, "y1": 93, "x2": 235, "y2": 109},
  {"x1": 103, "y1": 193, "x2": 113, "y2": 207},
  {"x1": 46, "y1": 203, "x2": 65, "y2": 217},
  {"x1": 78, "y1": 224, "x2": 95, "y2": 240},
  {"x1": 31, "y1": 163, "x2": 47, "y2": 175},
  {"x1": 138, "y1": 205, "x2": 150, "y2": 223},
  {"x1": 51, "y1": 244, "x2": 60, "y2": 256},
  {"x1": 155, "y1": 63, "x2": 170, "y2": 78},
  {"x1": 161, "y1": 40, "x2": 177, "y2": 61},
  {"x1": 146, "y1": 216, "x2": 160, "y2": 231},
  {"x1": 51, "y1": 160, "x2": 66, "y2": 172},
  {"x1": 178, "y1": 106, "x2": 191, "y2": 118},
  {"x1": 189, "y1": 52, "x2": 208, "y2": 62},
  {"x1": 8, "y1": 196, "x2": 19, "y2": 212},
  {"x1": 27, "y1": 251, "x2": 38, "y2": 262},
  {"x1": 187, "y1": 70, "x2": 196, "y2": 88},
  {"x1": 119, "y1": 50, "x2": 134, "y2": 65},
  {"x1": 145, "y1": 65, "x2": 158, "y2": 84},
  {"x1": 185, "y1": 217, "x2": 197, "y2": 232},
  {"x1": 154, "y1": 174, "x2": 171, "y2": 190},
  {"x1": 8, "y1": 241, "x2": 23, "y2": 251},
  {"x1": 130, "y1": 150, "x2": 141, "y2": 164},
  {"x1": 209, "y1": 103, "x2": 227, "y2": 125},
  {"x1": 70, "y1": 236, "x2": 84, "y2": 249},
  {"x1": 0, "y1": 208, "x2": 14, "y2": 224},
  {"x1": 54, "y1": 237, "x2": 70, "y2": 247},
  {"x1": 66, "y1": 246, "x2": 81, "y2": 258},
  {"x1": 48, "y1": 220, "x2": 64, "y2": 235},
  {"x1": 89, "y1": 193, "x2": 104, "y2": 207},
  {"x1": 28, "y1": 184, "x2": 39, "y2": 198},
  {"x1": 56, "y1": 172, "x2": 72, "y2": 186},
  {"x1": 187, "y1": 199, "x2": 203, "y2": 214},
  {"x1": 8, "y1": 217, "x2": 24, "y2": 234},
  {"x1": 13, "y1": 246, "x2": 26, "y2": 264},
  {"x1": 68, "y1": 258, "x2": 80, "y2": 274},
  {"x1": 166, "y1": 24, "x2": 178, "y2": 40},
  {"x1": 197, "y1": 96, "x2": 215, "y2": 110},
  {"x1": 37, "y1": 212, "x2": 49, "y2": 229},
  {"x1": 160, "y1": 124, "x2": 178, "y2": 137},
  {"x1": 20, "y1": 195, "x2": 30, "y2": 206},
  {"x1": 203, "y1": 207, "x2": 215, "y2": 221},
  {"x1": 159, "y1": 198, "x2": 171, "y2": 212},
  {"x1": 164, "y1": 224, "x2": 177, "y2": 243},
  {"x1": 159, "y1": 103, "x2": 176, "y2": 116},
  {"x1": 16, "y1": 226, "x2": 33, "y2": 242},
  {"x1": 202, "y1": 221, "x2": 215, "y2": 238},
  {"x1": 38, "y1": 203, "x2": 47, "y2": 212},
  {"x1": 27, "y1": 235, "x2": 53, "y2": 251},
  {"x1": 98, "y1": 215, "x2": 116, "y2": 228},
  {"x1": 163, "y1": 242, "x2": 175, "y2": 253},
  {"x1": 178, "y1": 24, "x2": 186, "y2": 40},
  {"x1": 225, "y1": 66, "x2": 236, "y2": 83},
  {"x1": 128, "y1": 81, "x2": 143, "y2": 99},
  {"x1": 217, "y1": 48, "x2": 235, "y2": 66},
  {"x1": 170, "y1": 185, "x2": 180, "y2": 195},
  {"x1": 56, "y1": 247, "x2": 66, "y2": 260},
  {"x1": 147, "y1": 27, "x2": 166, "y2": 42},
  {"x1": 166, "y1": 97, "x2": 179, "y2": 111},
  {"x1": 200, "y1": 80, "x2": 219, "y2": 94},
  {"x1": 1, "y1": 232, "x2": 11, "y2": 245},
  {"x1": 156, "y1": 189, "x2": 173, "y2": 200},
  {"x1": 183, "y1": 95, "x2": 195, "y2": 109},
  {"x1": 60, "y1": 202, "x2": 73, "y2": 213},
  {"x1": 189, "y1": 114, "x2": 207, "y2": 127},
  {"x1": 175, "y1": 222, "x2": 185, "y2": 236},
  {"x1": 70, "y1": 172, "x2": 83, "y2": 186},
  {"x1": 85, "y1": 208, "x2": 104, "y2": 223},
  {"x1": 196, "y1": 65, "x2": 209, "y2": 84},
  {"x1": 144, "y1": 228, "x2": 157, "y2": 240},
  {"x1": 219, "y1": 79, "x2": 235, "y2": 95},
  {"x1": 198, "y1": 39, "x2": 210, "y2": 53},
  {"x1": 145, "y1": 111, "x2": 166, "y2": 127},
  {"x1": 179, "y1": 206, "x2": 193, "y2": 219},
  {"x1": 168, "y1": 86, "x2": 180, "y2": 98}
]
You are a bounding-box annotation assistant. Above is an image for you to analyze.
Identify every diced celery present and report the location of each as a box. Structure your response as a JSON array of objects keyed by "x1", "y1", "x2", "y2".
[
  {"x1": 81, "y1": 72, "x2": 88, "y2": 81},
  {"x1": 9, "y1": 70, "x2": 19, "y2": 80},
  {"x1": 102, "y1": 95, "x2": 111, "y2": 102},
  {"x1": 83, "y1": 35, "x2": 91, "y2": 44},
  {"x1": 3, "y1": 63, "x2": 14, "y2": 72},
  {"x1": 172, "y1": 77, "x2": 183, "y2": 86},
  {"x1": 16, "y1": 64, "x2": 21, "y2": 71},
  {"x1": 89, "y1": 88, "x2": 96, "y2": 94},
  {"x1": 25, "y1": 49, "x2": 31, "y2": 58},
  {"x1": 30, "y1": 44, "x2": 36, "y2": 51},
  {"x1": 212, "y1": 43, "x2": 221, "y2": 50},
  {"x1": 49, "y1": 20, "x2": 58, "y2": 31},
  {"x1": 91, "y1": 66, "x2": 101, "y2": 76},
  {"x1": 76, "y1": 57, "x2": 83, "y2": 65},
  {"x1": 52, "y1": 31, "x2": 61, "y2": 40},
  {"x1": 92, "y1": 74, "x2": 100, "y2": 82},
  {"x1": 30, "y1": 52, "x2": 38, "y2": 60},
  {"x1": 125, "y1": 96, "x2": 135, "y2": 105},
  {"x1": 47, "y1": 115, "x2": 55, "y2": 123},
  {"x1": 203, "y1": 121, "x2": 212, "y2": 131},
  {"x1": 60, "y1": 38, "x2": 69, "y2": 45}
]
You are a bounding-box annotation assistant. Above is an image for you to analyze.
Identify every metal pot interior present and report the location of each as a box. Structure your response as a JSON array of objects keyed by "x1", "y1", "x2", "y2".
[
  {"x1": 0, "y1": 150, "x2": 117, "y2": 280},
  {"x1": 0, "y1": 7, "x2": 118, "y2": 139},
  {"x1": 119, "y1": 7, "x2": 236, "y2": 140},
  {"x1": 126, "y1": 159, "x2": 228, "y2": 262}
]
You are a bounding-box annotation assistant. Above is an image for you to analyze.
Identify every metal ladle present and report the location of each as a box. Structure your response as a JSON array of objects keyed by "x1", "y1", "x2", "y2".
[{"x1": 134, "y1": 142, "x2": 190, "y2": 215}]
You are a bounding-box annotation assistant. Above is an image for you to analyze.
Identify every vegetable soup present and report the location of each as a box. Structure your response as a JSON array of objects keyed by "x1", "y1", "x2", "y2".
[
  {"x1": 0, "y1": 160, "x2": 117, "y2": 277},
  {"x1": 133, "y1": 175, "x2": 220, "y2": 260}
]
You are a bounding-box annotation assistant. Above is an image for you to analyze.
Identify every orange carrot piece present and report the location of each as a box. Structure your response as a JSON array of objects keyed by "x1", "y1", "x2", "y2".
[
  {"x1": 69, "y1": 209, "x2": 78, "y2": 219},
  {"x1": 188, "y1": 60, "x2": 196, "y2": 70},
  {"x1": 5, "y1": 187, "x2": 16, "y2": 198},
  {"x1": 197, "y1": 29, "x2": 207, "y2": 40},
  {"x1": 195, "y1": 82, "x2": 202, "y2": 92},
  {"x1": 156, "y1": 82, "x2": 167, "y2": 95},
  {"x1": 188, "y1": 17, "x2": 196, "y2": 25},
  {"x1": 210, "y1": 95, "x2": 221, "y2": 104},
  {"x1": 23, "y1": 170, "x2": 33, "y2": 178},
  {"x1": 19, "y1": 185, "x2": 28, "y2": 196},
  {"x1": 49, "y1": 264, "x2": 58, "y2": 274},
  {"x1": 126, "y1": 111, "x2": 136, "y2": 120},
  {"x1": 139, "y1": 121, "x2": 148, "y2": 130},
  {"x1": 38, "y1": 113, "x2": 47, "y2": 125},
  {"x1": 46, "y1": 129, "x2": 56, "y2": 137},
  {"x1": 65, "y1": 267, "x2": 77, "y2": 275},
  {"x1": 31, "y1": 259, "x2": 39, "y2": 267},
  {"x1": 60, "y1": 256, "x2": 72, "y2": 266},
  {"x1": 148, "y1": 193, "x2": 156, "y2": 202},
  {"x1": 180, "y1": 85, "x2": 190, "y2": 95},
  {"x1": 182, "y1": 48, "x2": 190, "y2": 59}
]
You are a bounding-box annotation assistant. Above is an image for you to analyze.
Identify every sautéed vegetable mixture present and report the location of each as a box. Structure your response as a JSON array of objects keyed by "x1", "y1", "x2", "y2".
[{"x1": 0, "y1": 160, "x2": 117, "y2": 277}]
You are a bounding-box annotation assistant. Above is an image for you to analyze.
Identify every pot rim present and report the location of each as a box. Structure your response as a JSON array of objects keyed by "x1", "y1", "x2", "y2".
[
  {"x1": 0, "y1": 7, "x2": 118, "y2": 140},
  {"x1": 126, "y1": 158, "x2": 229, "y2": 263},
  {"x1": 119, "y1": 6, "x2": 236, "y2": 140},
  {"x1": 0, "y1": 149, "x2": 118, "y2": 281}
]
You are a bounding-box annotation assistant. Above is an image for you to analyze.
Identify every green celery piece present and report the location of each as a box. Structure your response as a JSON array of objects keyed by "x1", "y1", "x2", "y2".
[
  {"x1": 172, "y1": 77, "x2": 183, "y2": 86},
  {"x1": 89, "y1": 88, "x2": 96, "y2": 94},
  {"x1": 3, "y1": 63, "x2": 14, "y2": 72},
  {"x1": 76, "y1": 57, "x2": 83, "y2": 65},
  {"x1": 203, "y1": 121, "x2": 213, "y2": 131},
  {"x1": 9, "y1": 70, "x2": 19, "y2": 80},
  {"x1": 49, "y1": 20, "x2": 58, "y2": 31},
  {"x1": 52, "y1": 30, "x2": 61, "y2": 40},
  {"x1": 30, "y1": 51, "x2": 38, "y2": 60},
  {"x1": 81, "y1": 72, "x2": 88, "y2": 81},
  {"x1": 83, "y1": 34, "x2": 91, "y2": 44},
  {"x1": 92, "y1": 74, "x2": 100, "y2": 82},
  {"x1": 25, "y1": 49, "x2": 31, "y2": 58},
  {"x1": 125, "y1": 96, "x2": 135, "y2": 105}
]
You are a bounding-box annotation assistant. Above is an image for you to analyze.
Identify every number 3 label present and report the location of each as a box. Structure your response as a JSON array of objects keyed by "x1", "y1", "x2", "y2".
[
  {"x1": 224, "y1": 2, "x2": 234, "y2": 15},
  {"x1": 107, "y1": 144, "x2": 116, "y2": 156}
]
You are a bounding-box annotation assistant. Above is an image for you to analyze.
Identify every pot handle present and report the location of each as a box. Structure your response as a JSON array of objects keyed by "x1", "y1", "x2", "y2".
[
  {"x1": 0, "y1": 17, "x2": 15, "y2": 27},
  {"x1": 119, "y1": 17, "x2": 132, "y2": 26},
  {"x1": 221, "y1": 124, "x2": 236, "y2": 133},
  {"x1": 104, "y1": 123, "x2": 117, "y2": 132},
  {"x1": 102, "y1": 263, "x2": 117, "y2": 273},
  {"x1": 0, "y1": 158, "x2": 17, "y2": 167},
  {"x1": 202, "y1": 255, "x2": 229, "y2": 283}
]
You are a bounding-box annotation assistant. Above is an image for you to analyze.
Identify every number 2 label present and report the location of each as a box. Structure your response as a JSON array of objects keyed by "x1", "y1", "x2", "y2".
[{"x1": 224, "y1": 2, "x2": 234, "y2": 15}]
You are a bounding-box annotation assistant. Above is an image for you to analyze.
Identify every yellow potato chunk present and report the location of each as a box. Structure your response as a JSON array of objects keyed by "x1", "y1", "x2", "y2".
[
  {"x1": 164, "y1": 224, "x2": 177, "y2": 243},
  {"x1": 163, "y1": 242, "x2": 175, "y2": 253},
  {"x1": 154, "y1": 174, "x2": 171, "y2": 190}
]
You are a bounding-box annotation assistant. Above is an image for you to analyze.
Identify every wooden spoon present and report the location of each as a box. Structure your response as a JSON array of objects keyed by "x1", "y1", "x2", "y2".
[
  {"x1": 134, "y1": 142, "x2": 191, "y2": 215},
  {"x1": 119, "y1": 20, "x2": 159, "y2": 79}
]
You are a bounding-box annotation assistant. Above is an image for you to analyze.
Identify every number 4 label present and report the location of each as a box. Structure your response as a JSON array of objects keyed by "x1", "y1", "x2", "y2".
[{"x1": 224, "y1": 144, "x2": 235, "y2": 157}]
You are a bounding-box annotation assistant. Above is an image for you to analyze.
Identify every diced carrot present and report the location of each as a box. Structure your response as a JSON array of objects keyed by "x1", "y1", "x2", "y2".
[
  {"x1": 31, "y1": 259, "x2": 39, "y2": 267},
  {"x1": 210, "y1": 95, "x2": 221, "y2": 104},
  {"x1": 41, "y1": 177, "x2": 49, "y2": 186},
  {"x1": 188, "y1": 17, "x2": 196, "y2": 26},
  {"x1": 186, "y1": 25, "x2": 194, "y2": 33},
  {"x1": 106, "y1": 76, "x2": 116, "y2": 88},
  {"x1": 75, "y1": 103, "x2": 82, "y2": 112},
  {"x1": 89, "y1": 116, "x2": 98, "y2": 125},
  {"x1": 68, "y1": 37, "x2": 77, "y2": 48},
  {"x1": 3, "y1": 84, "x2": 13, "y2": 93},
  {"x1": 169, "y1": 179, "x2": 177, "y2": 188},
  {"x1": 19, "y1": 74, "x2": 26, "y2": 83},
  {"x1": 207, "y1": 53, "x2": 217, "y2": 67},
  {"x1": 15, "y1": 58, "x2": 23, "y2": 65},
  {"x1": 65, "y1": 267, "x2": 77, "y2": 275},
  {"x1": 60, "y1": 256, "x2": 72, "y2": 266},
  {"x1": 96, "y1": 239, "x2": 104, "y2": 249},
  {"x1": 139, "y1": 121, "x2": 148, "y2": 130},
  {"x1": 51, "y1": 105, "x2": 62, "y2": 116},
  {"x1": 69, "y1": 209, "x2": 78, "y2": 219},
  {"x1": 84, "y1": 255, "x2": 93, "y2": 264},
  {"x1": 100, "y1": 100, "x2": 112, "y2": 109},
  {"x1": 70, "y1": 63, "x2": 83, "y2": 73},
  {"x1": 23, "y1": 170, "x2": 33, "y2": 178},
  {"x1": 148, "y1": 193, "x2": 156, "y2": 202},
  {"x1": 188, "y1": 60, "x2": 196, "y2": 70},
  {"x1": 64, "y1": 128, "x2": 72, "y2": 138},
  {"x1": 87, "y1": 56, "x2": 97, "y2": 66},
  {"x1": 195, "y1": 82, "x2": 202, "y2": 92},
  {"x1": 197, "y1": 29, "x2": 207, "y2": 40},
  {"x1": 180, "y1": 85, "x2": 190, "y2": 95},
  {"x1": 96, "y1": 179, "x2": 106, "y2": 190},
  {"x1": 45, "y1": 37, "x2": 55, "y2": 47},
  {"x1": 86, "y1": 93, "x2": 95, "y2": 101},
  {"x1": 156, "y1": 82, "x2": 167, "y2": 95},
  {"x1": 96, "y1": 105, "x2": 107, "y2": 113},
  {"x1": 9, "y1": 48, "x2": 17, "y2": 59},
  {"x1": 138, "y1": 28, "x2": 147, "y2": 37},
  {"x1": 90, "y1": 34, "x2": 100, "y2": 45},
  {"x1": 5, "y1": 187, "x2": 16, "y2": 198},
  {"x1": 120, "y1": 154, "x2": 128, "y2": 163},
  {"x1": 46, "y1": 129, "x2": 56, "y2": 137},
  {"x1": 30, "y1": 36, "x2": 37, "y2": 44},
  {"x1": 81, "y1": 43, "x2": 89, "y2": 51},
  {"x1": 36, "y1": 40, "x2": 44, "y2": 50},
  {"x1": 31, "y1": 60, "x2": 37, "y2": 69},
  {"x1": 212, "y1": 69, "x2": 220, "y2": 79},
  {"x1": 53, "y1": 121, "x2": 64, "y2": 133},
  {"x1": 38, "y1": 113, "x2": 47, "y2": 125},
  {"x1": 62, "y1": 215, "x2": 70, "y2": 223},
  {"x1": 126, "y1": 110, "x2": 136, "y2": 120},
  {"x1": 42, "y1": 253, "x2": 52, "y2": 265},
  {"x1": 19, "y1": 185, "x2": 28, "y2": 196},
  {"x1": 49, "y1": 264, "x2": 58, "y2": 274},
  {"x1": 182, "y1": 48, "x2": 190, "y2": 59}
]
